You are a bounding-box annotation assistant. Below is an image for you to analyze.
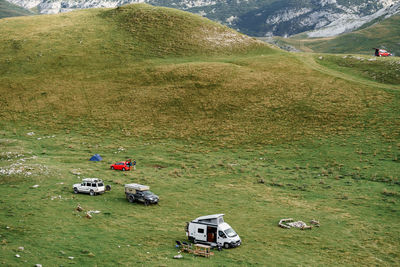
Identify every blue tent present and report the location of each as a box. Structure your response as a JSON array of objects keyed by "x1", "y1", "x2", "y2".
[{"x1": 89, "y1": 154, "x2": 102, "y2": 161}]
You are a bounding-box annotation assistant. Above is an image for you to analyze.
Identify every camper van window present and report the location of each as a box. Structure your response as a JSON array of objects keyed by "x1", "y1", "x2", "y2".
[
  {"x1": 225, "y1": 228, "x2": 237, "y2": 237},
  {"x1": 219, "y1": 217, "x2": 224, "y2": 224},
  {"x1": 218, "y1": 231, "x2": 226, "y2": 238},
  {"x1": 198, "y1": 228, "x2": 204, "y2": 233}
]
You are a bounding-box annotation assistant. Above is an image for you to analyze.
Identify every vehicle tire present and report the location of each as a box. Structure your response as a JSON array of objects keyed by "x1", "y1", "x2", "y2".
[
  {"x1": 128, "y1": 195, "x2": 135, "y2": 203},
  {"x1": 111, "y1": 166, "x2": 114, "y2": 170},
  {"x1": 106, "y1": 185, "x2": 111, "y2": 191},
  {"x1": 224, "y1": 243, "x2": 230, "y2": 249},
  {"x1": 122, "y1": 168, "x2": 126, "y2": 171},
  {"x1": 90, "y1": 190, "x2": 95, "y2": 196},
  {"x1": 144, "y1": 200, "x2": 149, "y2": 206},
  {"x1": 73, "y1": 187, "x2": 78, "y2": 194}
]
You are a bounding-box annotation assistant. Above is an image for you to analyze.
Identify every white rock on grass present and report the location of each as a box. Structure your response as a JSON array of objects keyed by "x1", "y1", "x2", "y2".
[
  {"x1": 35, "y1": 264, "x2": 42, "y2": 267},
  {"x1": 68, "y1": 256, "x2": 74, "y2": 260},
  {"x1": 15, "y1": 254, "x2": 20, "y2": 258},
  {"x1": 173, "y1": 254, "x2": 183, "y2": 259},
  {"x1": 18, "y1": 246, "x2": 24, "y2": 251},
  {"x1": 87, "y1": 210, "x2": 100, "y2": 214}
]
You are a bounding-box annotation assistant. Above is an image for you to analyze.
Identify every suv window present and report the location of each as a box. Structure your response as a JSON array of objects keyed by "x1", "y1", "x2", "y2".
[
  {"x1": 92, "y1": 183, "x2": 97, "y2": 187},
  {"x1": 86, "y1": 183, "x2": 91, "y2": 186},
  {"x1": 98, "y1": 183, "x2": 103, "y2": 186}
]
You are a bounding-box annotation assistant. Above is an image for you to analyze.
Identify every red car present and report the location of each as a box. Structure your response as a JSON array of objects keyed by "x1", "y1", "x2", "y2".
[
  {"x1": 374, "y1": 48, "x2": 392, "y2": 57},
  {"x1": 110, "y1": 161, "x2": 131, "y2": 171}
]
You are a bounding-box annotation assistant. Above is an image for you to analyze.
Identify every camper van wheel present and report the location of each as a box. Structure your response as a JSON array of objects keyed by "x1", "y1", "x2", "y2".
[
  {"x1": 73, "y1": 187, "x2": 78, "y2": 194},
  {"x1": 128, "y1": 195, "x2": 135, "y2": 203},
  {"x1": 90, "y1": 190, "x2": 95, "y2": 196},
  {"x1": 224, "y1": 243, "x2": 230, "y2": 249}
]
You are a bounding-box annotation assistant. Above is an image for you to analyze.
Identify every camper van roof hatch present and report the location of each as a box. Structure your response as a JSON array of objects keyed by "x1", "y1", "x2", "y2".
[{"x1": 193, "y1": 214, "x2": 225, "y2": 225}]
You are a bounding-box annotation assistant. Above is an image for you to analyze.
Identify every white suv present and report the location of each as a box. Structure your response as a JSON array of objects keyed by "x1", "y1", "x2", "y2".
[{"x1": 73, "y1": 178, "x2": 111, "y2": 196}]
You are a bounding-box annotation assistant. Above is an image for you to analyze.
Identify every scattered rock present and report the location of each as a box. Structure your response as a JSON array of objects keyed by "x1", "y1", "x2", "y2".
[
  {"x1": 153, "y1": 164, "x2": 165, "y2": 169},
  {"x1": 310, "y1": 219, "x2": 320, "y2": 227},
  {"x1": 31, "y1": 185, "x2": 39, "y2": 188},
  {"x1": 27, "y1": 132, "x2": 35, "y2": 136},
  {"x1": 278, "y1": 218, "x2": 293, "y2": 229},
  {"x1": 87, "y1": 210, "x2": 100, "y2": 215},
  {"x1": 288, "y1": 221, "x2": 307, "y2": 228},
  {"x1": 68, "y1": 256, "x2": 74, "y2": 260},
  {"x1": 173, "y1": 254, "x2": 183, "y2": 259},
  {"x1": 15, "y1": 254, "x2": 20, "y2": 258},
  {"x1": 279, "y1": 218, "x2": 319, "y2": 230},
  {"x1": 76, "y1": 204, "x2": 83, "y2": 212},
  {"x1": 258, "y1": 179, "x2": 265, "y2": 184},
  {"x1": 70, "y1": 169, "x2": 81, "y2": 175},
  {"x1": 18, "y1": 246, "x2": 24, "y2": 251},
  {"x1": 35, "y1": 264, "x2": 42, "y2": 267},
  {"x1": 51, "y1": 195, "x2": 62, "y2": 200},
  {"x1": 85, "y1": 213, "x2": 92, "y2": 219},
  {"x1": 318, "y1": 56, "x2": 323, "y2": 60}
]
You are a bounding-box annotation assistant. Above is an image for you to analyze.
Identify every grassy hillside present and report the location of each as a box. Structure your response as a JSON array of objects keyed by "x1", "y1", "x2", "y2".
[
  {"x1": 273, "y1": 14, "x2": 400, "y2": 56},
  {"x1": 0, "y1": 4, "x2": 393, "y2": 144},
  {"x1": 0, "y1": 0, "x2": 34, "y2": 18},
  {"x1": 0, "y1": 4, "x2": 399, "y2": 266}
]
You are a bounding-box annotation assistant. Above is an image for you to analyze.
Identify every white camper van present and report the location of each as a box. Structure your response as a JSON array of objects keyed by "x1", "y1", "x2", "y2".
[{"x1": 186, "y1": 214, "x2": 241, "y2": 249}]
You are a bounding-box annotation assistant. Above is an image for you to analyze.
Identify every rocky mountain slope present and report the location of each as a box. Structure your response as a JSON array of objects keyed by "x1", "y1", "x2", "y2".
[
  {"x1": 0, "y1": 0, "x2": 34, "y2": 18},
  {"x1": 271, "y1": 14, "x2": 400, "y2": 56},
  {"x1": 4, "y1": 0, "x2": 400, "y2": 37}
]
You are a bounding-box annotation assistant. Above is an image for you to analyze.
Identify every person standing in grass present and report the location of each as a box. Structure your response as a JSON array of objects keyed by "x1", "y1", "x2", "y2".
[{"x1": 126, "y1": 159, "x2": 132, "y2": 170}]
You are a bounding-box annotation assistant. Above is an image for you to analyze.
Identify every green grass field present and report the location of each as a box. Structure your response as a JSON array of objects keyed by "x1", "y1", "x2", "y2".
[{"x1": 0, "y1": 4, "x2": 399, "y2": 266}]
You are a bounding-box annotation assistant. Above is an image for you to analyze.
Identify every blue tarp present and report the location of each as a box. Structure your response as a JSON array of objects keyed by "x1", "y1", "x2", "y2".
[{"x1": 89, "y1": 154, "x2": 102, "y2": 161}]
